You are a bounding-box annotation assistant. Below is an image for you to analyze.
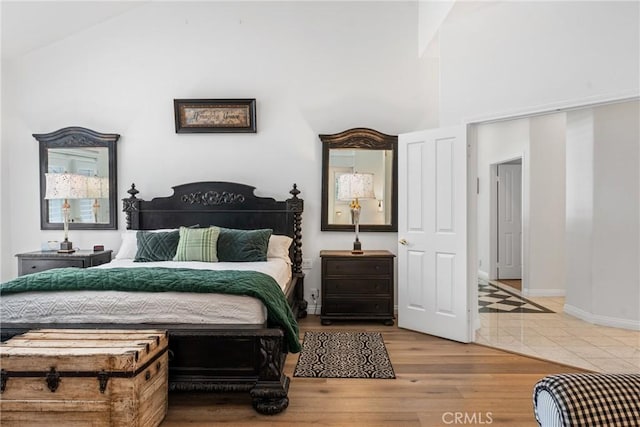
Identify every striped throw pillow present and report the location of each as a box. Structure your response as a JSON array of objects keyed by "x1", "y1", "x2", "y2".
[{"x1": 173, "y1": 226, "x2": 221, "y2": 262}]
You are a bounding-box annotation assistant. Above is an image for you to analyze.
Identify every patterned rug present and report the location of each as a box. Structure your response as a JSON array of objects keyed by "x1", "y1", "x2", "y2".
[
  {"x1": 293, "y1": 331, "x2": 395, "y2": 379},
  {"x1": 478, "y1": 282, "x2": 554, "y2": 314}
]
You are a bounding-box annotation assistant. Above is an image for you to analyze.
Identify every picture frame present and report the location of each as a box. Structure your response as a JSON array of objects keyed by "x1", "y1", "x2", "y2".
[{"x1": 174, "y1": 99, "x2": 257, "y2": 133}]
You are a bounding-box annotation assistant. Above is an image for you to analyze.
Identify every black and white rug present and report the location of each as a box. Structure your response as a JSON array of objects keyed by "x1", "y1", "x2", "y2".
[
  {"x1": 293, "y1": 331, "x2": 395, "y2": 379},
  {"x1": 478, "y1": 282, "x2": 554, "y2": 314}
]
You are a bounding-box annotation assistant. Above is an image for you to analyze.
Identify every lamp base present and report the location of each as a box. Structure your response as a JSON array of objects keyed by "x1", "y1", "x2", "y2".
[
  {"x1": 351, "y1": 240, "x2": 363, "y2": 255},
  {"x1": 58, "y1": 239, "x2": 75, "y2": 254}
]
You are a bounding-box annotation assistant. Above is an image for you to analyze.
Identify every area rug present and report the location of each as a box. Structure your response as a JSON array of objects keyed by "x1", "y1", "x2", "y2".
[
  {"x1": 478, "y1": 282, "x2": 554, "y2": 314},
  {"x1": 293, "y1": 331, "x2": 395, "y2": 379}
]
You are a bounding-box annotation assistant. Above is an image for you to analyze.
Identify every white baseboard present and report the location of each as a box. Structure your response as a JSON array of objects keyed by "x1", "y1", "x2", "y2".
[
  {"x1": 564, "y1": 304, "x2": 640, "y2": 331},
  {"x1": 477, "y1": 270, "x2": 489, "y2": 282},
  {"x1": 522, "y1": 288, "x2": 565, "y2": 297}
]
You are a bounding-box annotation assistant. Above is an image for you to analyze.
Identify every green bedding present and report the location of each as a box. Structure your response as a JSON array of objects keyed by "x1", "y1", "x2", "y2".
[{"x1": 1, "y1": 267, "x2": 300, "y2": 353}]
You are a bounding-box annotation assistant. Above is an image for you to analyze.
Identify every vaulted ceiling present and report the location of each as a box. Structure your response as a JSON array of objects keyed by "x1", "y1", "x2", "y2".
[{"x1": 1, "y1": 1, "x2": 145, "y2": 60}]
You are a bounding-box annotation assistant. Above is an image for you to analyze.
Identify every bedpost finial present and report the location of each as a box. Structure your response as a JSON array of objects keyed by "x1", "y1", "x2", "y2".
[
  {"x1": 289, "y1": 183, "x2": 300, "y2": 199},
  {"x1": 128, "y1": 183, "x2": 139, "y2": 199}
]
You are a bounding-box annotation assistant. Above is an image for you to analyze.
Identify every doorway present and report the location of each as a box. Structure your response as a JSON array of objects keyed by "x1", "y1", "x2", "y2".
[
  {"x1": 491, "y1": 159, "x2": 522, "y2": 291},
  {"x1": 473, "y1": 101, "x2": 640, "y2": 374}
]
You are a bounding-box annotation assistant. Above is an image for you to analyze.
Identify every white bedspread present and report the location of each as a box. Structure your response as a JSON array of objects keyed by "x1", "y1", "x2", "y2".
[{"x1": 1, "y1": 259, "x2": 291, "y2": 325}]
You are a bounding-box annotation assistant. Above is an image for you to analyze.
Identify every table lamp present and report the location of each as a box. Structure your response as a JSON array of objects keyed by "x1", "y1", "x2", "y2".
[
  {"x1": 338, "y1": 172, "x2": 375, "y2": 254},
  {"x1": 44, "y1": 173, "x2": 88, "y2": 253}
]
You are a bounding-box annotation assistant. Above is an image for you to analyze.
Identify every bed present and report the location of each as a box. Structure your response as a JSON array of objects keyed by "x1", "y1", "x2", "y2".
[{"x1": 0, "y1": 181, "x2": 306, "y2": 415}]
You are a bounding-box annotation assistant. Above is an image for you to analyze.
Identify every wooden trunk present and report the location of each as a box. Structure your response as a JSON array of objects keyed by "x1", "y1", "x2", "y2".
[{"x1": 0, "y1": 329, "x2": 168, "y2": 427}]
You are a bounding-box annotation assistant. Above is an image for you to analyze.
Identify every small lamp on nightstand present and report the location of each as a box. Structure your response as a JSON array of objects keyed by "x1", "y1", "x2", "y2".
[
  {"x1": 86, "y1": 175, "x2": 109, "y2": 223},
  {"x1": 45, "y1": 172, "x2": 88, "y2": 253},
  {"x1": 338, "y1": 172, "x2": 375, "y2": 254}
]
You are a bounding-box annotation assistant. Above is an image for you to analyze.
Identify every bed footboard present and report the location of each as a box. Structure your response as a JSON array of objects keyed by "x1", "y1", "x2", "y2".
[{"x1": 167, "y1": 326, "x2": 290, "y2": 414}]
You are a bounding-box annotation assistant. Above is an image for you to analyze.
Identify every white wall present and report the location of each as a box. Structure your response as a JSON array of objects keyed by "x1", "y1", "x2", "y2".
[
  {"x1": 438, "y1": 1, "x2": 640, "y2": 124},
  {"x1": 0, "y1": 61, "x2": 6, "y2": 280},
  {"x1": 565, "y1": 101, "x2": 640, "y2": 328},
  {"x1": 417, "y1": 0, "x2": 454, "y2": 56},
  {"x1": 528, "y1": 113, "x2": 566, "y2": 296},
  {"x1": 1, "y1": 1, "x2": 424, "y2": 309},
  {"x1": 565, "y1": 108, "x2": 594, "y2": 314}
]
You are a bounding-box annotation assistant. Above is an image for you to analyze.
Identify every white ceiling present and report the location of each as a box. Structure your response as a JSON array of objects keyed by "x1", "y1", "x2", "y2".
[{"x1": 1, "y1": 1, "x2": 145, "y2": 60}]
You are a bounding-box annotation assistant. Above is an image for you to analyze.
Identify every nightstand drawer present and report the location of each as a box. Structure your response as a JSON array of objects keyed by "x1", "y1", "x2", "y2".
[
  {"x1": 324, "y1": 278, "x2": 391, "y2": 295},
  {"x1": 323, "y1": 298, "x2": 392, "y2": 316},
  {"x1": 324, "y1": 258, "x2": 391, "y2": 276},
  {"x1": 21, "y1": 258, "x2": 85, "y2": 274},
  {"x1": 16, "y1": 250, "x2": 113, "y2": 276}
]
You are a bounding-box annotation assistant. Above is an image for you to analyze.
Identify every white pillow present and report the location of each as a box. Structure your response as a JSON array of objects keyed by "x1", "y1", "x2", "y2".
[
  {"x1": 115, "y1": 229, "x2": 177, "y2": 260},
  {"x1": 267, "y1": 234, "x2": 293, "y2": 264}
]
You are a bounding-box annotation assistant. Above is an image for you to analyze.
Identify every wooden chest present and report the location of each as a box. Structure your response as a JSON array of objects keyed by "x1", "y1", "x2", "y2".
[{"x1": 0, "y1": 329, "x2": 168, "y2": 427}]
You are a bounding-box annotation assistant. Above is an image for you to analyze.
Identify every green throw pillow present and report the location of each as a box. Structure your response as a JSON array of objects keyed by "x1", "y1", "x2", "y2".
[
  {"x1": 134, "y1": 230, "x2": 180, "y2": 262},
  {"x1": 217, "y1": 228, "x2": 272, "y2": 262},
  {"x1": 173, "y1": 226, "x2": 221, "y2": 262}
]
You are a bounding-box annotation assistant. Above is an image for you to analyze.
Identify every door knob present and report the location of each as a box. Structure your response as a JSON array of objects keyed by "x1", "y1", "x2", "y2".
[{"x1": 399, "y1": 238, "x2": 408, "y2": 246}]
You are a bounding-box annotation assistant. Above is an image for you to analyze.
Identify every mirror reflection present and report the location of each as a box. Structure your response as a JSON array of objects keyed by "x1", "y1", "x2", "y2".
[
  {"x1": 320, "y1": 128, "x2": 398, "y2": 232},
  {"x1": 35, "y1": 126, "x2": 119, "y2": 231},
  {"x1": 46, "y1": 148, "x2": 111, "y2": 224},
  {"x1": 327, "y1": 148, "x2": 393, "y2": 225}
]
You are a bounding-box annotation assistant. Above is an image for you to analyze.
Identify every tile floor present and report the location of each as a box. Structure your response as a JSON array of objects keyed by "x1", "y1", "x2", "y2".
[{"x1": 476, "y1": 280, "x2": 640, "y2": 373}]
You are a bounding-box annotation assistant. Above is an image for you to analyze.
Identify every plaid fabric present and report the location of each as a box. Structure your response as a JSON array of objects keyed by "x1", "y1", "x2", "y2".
[
  {"x1": 173, "y1": 226, "x2": 220, "y2": 262},
  {"x1": 533, "y1": 373, "x2": 640, "y2": 426}
]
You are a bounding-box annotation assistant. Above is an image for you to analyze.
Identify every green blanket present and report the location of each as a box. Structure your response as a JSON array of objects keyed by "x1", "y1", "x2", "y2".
[{"x1": 1, "y1": 267, "x2": 301, "y2": 353}]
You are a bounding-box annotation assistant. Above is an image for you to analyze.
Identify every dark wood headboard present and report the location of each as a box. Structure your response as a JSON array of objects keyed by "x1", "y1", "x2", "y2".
[{"x1": 122, "y1": 181, "x2": 303, "y2": 274}]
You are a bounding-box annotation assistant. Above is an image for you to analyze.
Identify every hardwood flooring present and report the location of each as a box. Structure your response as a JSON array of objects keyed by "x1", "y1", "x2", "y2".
[
  {"x1": 497, "y1": 279, "x2": 522, "y2": 292},
  {"x1": 162, "y1": 315, "x2": 585, "y2": 426}
]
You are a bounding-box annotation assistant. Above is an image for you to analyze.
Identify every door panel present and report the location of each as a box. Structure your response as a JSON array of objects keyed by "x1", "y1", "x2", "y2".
[
  {"x1": 497, "y1": 164, "x2": 522, "y2": 279},
  {"x1": 398, "y1": 126, "x2": 470, "y2": 343}
]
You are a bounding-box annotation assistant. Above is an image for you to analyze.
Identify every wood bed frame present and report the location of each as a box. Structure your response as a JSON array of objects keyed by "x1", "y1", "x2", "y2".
[{"x1": 1, "y1": 181, "x2": 306, "y2": 415}]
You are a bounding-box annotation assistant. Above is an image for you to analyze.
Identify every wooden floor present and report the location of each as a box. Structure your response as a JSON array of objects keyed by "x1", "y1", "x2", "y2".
[
  {"x1": 497, "y1": 279, "x2": 522, "y2": 291},
  {"x1": 162, "y1": 315, "x2": 585, "y2": 426}
]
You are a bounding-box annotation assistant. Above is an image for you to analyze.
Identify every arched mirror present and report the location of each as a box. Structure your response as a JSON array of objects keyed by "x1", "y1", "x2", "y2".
[
  {"x1": 34, "y1": 127, "x2": 119, "y2": 230},
  {"x1": 320, "y1": 128, "x2": 398, "y2": 232}
]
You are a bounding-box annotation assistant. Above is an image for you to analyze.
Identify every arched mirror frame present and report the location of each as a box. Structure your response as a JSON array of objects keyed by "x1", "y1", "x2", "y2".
[
  {"x1": 320, "y1": 128, "x2": 398, "y2": 232},
  {"x1": 34, "y1": 126, "x2": 119, "y2": 230}
]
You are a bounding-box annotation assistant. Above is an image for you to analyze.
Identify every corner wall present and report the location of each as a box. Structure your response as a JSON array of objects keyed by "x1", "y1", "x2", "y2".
[{"x1": 565, "y1": 101, "x2": 640, "y2": 329}]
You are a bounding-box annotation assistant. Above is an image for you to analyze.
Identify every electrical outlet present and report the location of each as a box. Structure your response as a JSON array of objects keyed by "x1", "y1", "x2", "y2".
[
  {"x1": 302, "y1": 258, "x2": 313, "y2": 270},
  {"x1": 310, "y1": 288, "x2": 319, "y2": 300}
]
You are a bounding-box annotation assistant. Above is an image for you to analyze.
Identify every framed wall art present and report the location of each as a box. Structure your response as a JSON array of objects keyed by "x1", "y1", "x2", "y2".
[{"x1": 174, "y1": 99, "x2": 257, "y2": 133}]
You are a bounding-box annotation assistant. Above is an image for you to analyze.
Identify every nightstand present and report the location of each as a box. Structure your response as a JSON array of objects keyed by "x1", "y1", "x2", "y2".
[
  {"x1": 320, "y1": 250, "x2": 395, "y2": 325},
  {"x1": 16, "y1": 250, "x2": 113, "y2": 276}
]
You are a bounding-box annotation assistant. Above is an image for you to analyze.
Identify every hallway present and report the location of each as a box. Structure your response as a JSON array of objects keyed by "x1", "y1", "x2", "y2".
[{"x1": 476, "y1": 280, "x2": 640, "y2": 373}]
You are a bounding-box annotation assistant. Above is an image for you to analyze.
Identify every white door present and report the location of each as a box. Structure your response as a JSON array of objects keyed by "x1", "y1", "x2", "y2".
[
  {"x1": 497, "y1": 164, "x2": 522, "y2": 279},
  {"x1": 397, "y1": 126, "x2": 470, "y2": 343}
]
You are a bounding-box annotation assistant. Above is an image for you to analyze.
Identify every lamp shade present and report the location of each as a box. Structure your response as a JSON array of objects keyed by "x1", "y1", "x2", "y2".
[
  {"x1": 44, "y1": 173, "x2": 88, "y2": 200},
  {"x1": 86, "y1": 176, "x2": 109, "y2": 199},
  {"x1": 337, "y1": 173, "x2": 375, "y2": 201}
]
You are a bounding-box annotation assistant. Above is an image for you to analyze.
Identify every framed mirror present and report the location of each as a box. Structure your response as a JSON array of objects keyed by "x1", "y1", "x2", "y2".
[
  {"x1": 34, "y1": 127, "x2": 119, "y2": 230},
  {"x1": 320, "y1": 128, "x2": 398, "y2": 232}
]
